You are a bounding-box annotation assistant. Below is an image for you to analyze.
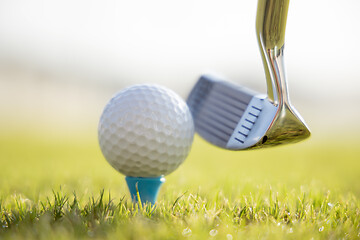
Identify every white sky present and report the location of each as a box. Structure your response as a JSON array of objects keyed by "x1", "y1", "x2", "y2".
[{"x1": 0, "y1": 0, "x2": 360, "y2": 133}]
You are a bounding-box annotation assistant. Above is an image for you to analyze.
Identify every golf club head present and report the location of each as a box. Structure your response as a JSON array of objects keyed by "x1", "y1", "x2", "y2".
[
  {"x1": 186, "y1": 0, "x2": 310, "y2": 150},
  {"x1": 187, "y1": 75, "x2": 310, "y2": 150}
]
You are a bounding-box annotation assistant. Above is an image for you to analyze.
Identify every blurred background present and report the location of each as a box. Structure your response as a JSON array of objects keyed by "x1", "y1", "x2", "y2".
[
  {"x1": 0, "y1": 0, "x2": 360, "y2": 201},
  {"x1": 1, "y1": 0, "x2": 360, "y2": 139}
]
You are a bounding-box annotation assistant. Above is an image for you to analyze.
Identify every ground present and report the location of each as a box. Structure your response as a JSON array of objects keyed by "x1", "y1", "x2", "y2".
[{"x1": 0, "y1": 128, "x2": 359, "y2": 239}]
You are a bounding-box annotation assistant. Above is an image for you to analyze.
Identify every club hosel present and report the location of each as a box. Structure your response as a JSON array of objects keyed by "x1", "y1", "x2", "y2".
[
  {"x1": 256, "y1": 0, "x2": 290, "y2": 105},
  {"x1": 266, "y1": 45, "x2": 291, "y2": 107},
  {"x1": 255, "y1": 0, "x2": 310, "y2": 147}
]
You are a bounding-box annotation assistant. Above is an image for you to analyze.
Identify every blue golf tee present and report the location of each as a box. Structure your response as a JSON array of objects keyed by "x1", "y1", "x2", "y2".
[{"x1": 125, "y1": 176, "x2": 165, "y2": 205}]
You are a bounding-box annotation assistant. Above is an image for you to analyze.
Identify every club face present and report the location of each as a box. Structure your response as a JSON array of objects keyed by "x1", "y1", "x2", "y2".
[
  {"x1": 187, "y1": 75, "x2": 310, "y2": 150},
  {"x1": 187, "y1": 75, "x2": 277, "y2": 150}
]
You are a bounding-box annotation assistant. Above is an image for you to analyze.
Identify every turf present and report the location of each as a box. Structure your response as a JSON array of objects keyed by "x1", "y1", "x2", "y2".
[{"x1": 0, "y1": 130, "x2": 360, "y2": 239}]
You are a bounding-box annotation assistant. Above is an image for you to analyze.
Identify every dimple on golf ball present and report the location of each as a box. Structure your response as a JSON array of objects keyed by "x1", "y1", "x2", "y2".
[{"x1": 98, "y1": 84, "x2": 194, "y2": 177}]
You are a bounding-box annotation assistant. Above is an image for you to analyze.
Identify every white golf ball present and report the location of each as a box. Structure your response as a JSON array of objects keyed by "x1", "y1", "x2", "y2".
[{"x1": 98, "y1": 84, "x2": 194, "y2": 177}]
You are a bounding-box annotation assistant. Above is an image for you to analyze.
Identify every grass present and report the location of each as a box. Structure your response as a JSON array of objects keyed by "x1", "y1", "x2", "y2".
[{"x1": 0, "y1": 128, "x2": 360, "y2": 239}]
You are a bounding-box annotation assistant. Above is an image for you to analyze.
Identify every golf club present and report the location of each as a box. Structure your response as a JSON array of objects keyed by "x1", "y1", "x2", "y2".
[{"x1": 187, "y1": 0, "x2": 310, "y2": 150}]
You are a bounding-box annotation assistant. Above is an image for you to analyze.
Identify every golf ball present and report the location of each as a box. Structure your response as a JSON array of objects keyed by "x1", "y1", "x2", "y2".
[{"x1": 98, "y1": 84, "x2": 194, "y2": 177}]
